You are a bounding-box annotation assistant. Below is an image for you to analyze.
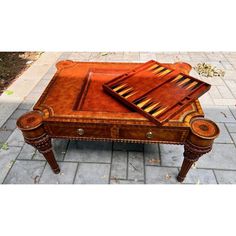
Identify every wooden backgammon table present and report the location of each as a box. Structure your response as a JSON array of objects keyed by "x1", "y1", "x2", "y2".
[{"x1": 17, "y1": 60, "x2": 220, "y2": 183}]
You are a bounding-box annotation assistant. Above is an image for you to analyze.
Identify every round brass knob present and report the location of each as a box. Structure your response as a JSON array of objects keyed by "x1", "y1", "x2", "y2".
[
  {"x1": 77, "y1": 128, "x2": 84, "y2": 136},
  {"x1": 146, "y1": 131, "x2": 153, "y2": 139}
]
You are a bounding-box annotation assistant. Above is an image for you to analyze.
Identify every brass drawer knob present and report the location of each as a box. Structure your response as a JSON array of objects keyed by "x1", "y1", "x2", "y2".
[
  {"x1": 146, "y1": 131, "x2": 153, "y2": 139},
  {"x1": 77, "y1": 128, "x2": 84, "y2": 136}
]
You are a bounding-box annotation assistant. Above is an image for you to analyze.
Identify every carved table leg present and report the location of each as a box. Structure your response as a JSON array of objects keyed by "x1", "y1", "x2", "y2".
[
  {"x1": 17, "y1": 111, "x2": 60, "y2": 174},
  {"x1": 177, "y1": 118, "x2": 220, "y2": 183}
]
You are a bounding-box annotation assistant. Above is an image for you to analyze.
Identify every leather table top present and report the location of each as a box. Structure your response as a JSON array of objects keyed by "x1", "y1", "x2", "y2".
[{"x1": 34, "y1": 61, "x2": 204, "y2": 127}]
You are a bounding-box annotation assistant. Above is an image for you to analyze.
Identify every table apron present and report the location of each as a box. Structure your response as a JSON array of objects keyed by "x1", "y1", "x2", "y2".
[{"x1": 44, "y1": 123, "x2": 189, "y2": 144}]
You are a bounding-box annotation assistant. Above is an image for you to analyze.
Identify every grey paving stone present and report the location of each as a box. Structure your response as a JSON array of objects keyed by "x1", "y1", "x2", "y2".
[
  {"x1": 224, "y1": 80, "x2": 236, "y2": 96},
  {"x1": 0, "y1": 98, "x2": 20, "y2": 128},
  {"x1": 0, "y1": 130, "x2": 12, "y2": 143},
  {"x1": 204, "y1": 52, "x2": 222, "y2": 60},
  {"x1": 158, "y1": 56, "x2": 177, "y2": 63},
  {"x1": 227, "y1": 62, "x2": 236, "y2": 68},
  {"x1": 217, "y1": 85, "x2": 234, "y2": 99},
  {"x1": 184, "y1": 169, "x2": 217, "y2": 184},
  {"x1": 64, "y1": 141, "x2": 112, "y2": 163},
  {"x1": 52, "y1": 139, "x2": 69, "y2": 160},
  {"x1": 68, "y1": 52, "x2": 92, "y2": 61},
  {"x1": 205, "y1": 60, "x2": 225, "y2": 70},
  {"x1": 188, "y1": 52, "x2": 208, "y2": 58},
  {"x1": 88, "y1": 54, "x2": 108, "y2": 62},
  {"x1": 6, "y1": 128, "x2": 25, "y2": 147},
  {"x1": 113, "y1": 142, "x2": 143, "y2": 152},
  {"x1": 227, "y1": 58, "x2": 236, "y2": 67},
  {"x1": 110, "y1": 179, "x2": 144, "y2": 184},
  {"x1": 144, "y1": 144, "x2": 160, "y2": 166},
  {"x1": 215, "y1": 123, "x2": 233, "y2": 143},
  {"x1": 189, "y1": 68, "x2": 202, "y2": 78},
  {"x1": 42, "y1": 63, "x2": 57, "y2": 73},
  {"x1": 39, "y1": 162, "x2": 78, "y2": 184},
  {"x1": 145, "y1": 166, "x2": 179, "y2": 184},
  {"x1": 174, "y1": 54, "x2": 192, "y2": 62},
  {"x1": 197, "y1": 144, "x2": 236, "y2": 170},
  {"x1": 208, "y1": 86, "x2": 222, "y2": 99},
  {"x1": 23, "y1": 95, "x2": 38, "y2": 103},
  {"x1": 199, "y1": 93, "x2": 214, "y2": 106},
  {"x1": 139, "y1": 52, "x2": 157, "y2": 61},
  {"x1": 123, "y1": 52, "x2": 140, "y2": 61},
  {"x1": 225, "y1": 123, "x2": 236, "y2": 133},
  {"x1": 74, "y1": 163, "x2": 110, "y2": 184},
  {"x1": 32, "y1": 150, "x2": 44, "y2": 160},
  {"x1": 220, "y1": 61, "x2": 235, "y2": 70},
  {"x1": 128, "y1": 152, "x2": 144, "y2": 181},
  {"x1": 199, "y1": 76, "x2": 225, "y2": 86},
  {"x1": 17, "y1": 143, "x2": 36, "y2": 160},
  {"x1": 18, "y1": 100, "x2": 35, "y2": 110},
  {"x1": 110, "y1": 151, "x2": 127, "y2": 179},
  {"x1": 57, "y1": 52, "x2": 72, "y2": 60},
  {"x1": 229, "y1": 106, "x2": 236, "y2": 120},
  {"x1": 3, "y1": 160, "x2": 45, "y2": 184},
  {"x1": 156, "y1": 56, "x2": 173, "y2": 64},
  {"x1": 33, "y1": 139, "x2": 69, "y2": 161},
  {"x1": 214, "y1": 170, "x2": 236, "y2": 184},
  {"x1": 26, "y1": 91, "x2": 42, "y2": 100},
  {"x1": 160, "y1": 144, "x2": 184, "y2": 167},
  {"x1": 223, "y1": 71, "x2": 236, "y2": 81},
  {"x1": 106, "y1": 52, "x2": 125, "y2": 61},
  {"x1": 189, "y1": 57, "x2": 209, "y2": 64},
  {"x1": 1, "y1": 118, "x2": 17, "y2": 131},
  {"x1": 90, "y1": 52, "x2": 108, "y2": 61},
  {"x1": 41, "y1": 70, "x2": 56, "y2": 81},
  {"x1": 10, "y1": 109, "x2": 28, "y2": 119},
  {"x1": 36, "y1": 79, "x2": 50, "y2": 89},
  {"x1": 222, "y1": 52, "x2": 236, "y2": 59},
  {"x1": 203, "y1": 106, "x2": 236, "y2": 122},
  {"x1": 31, "y1": 86, "x2": 46, "y2": 94},
  {"x1": 231, "y1": 133, "x2": 236, "y2": 144},
  {"x1": 0, "y1": 147, "x2": 21, "y2": 183},
  {"x1": 213, "y1": 98, "x2": 236, "y2": 106}
]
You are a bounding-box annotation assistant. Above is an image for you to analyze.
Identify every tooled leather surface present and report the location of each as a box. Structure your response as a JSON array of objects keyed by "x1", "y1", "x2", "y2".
[{"x1": 33, "y1": 61, "x2": 204, "y2": 127}]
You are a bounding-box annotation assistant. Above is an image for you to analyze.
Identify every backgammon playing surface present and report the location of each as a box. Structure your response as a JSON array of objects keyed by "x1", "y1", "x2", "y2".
[{"x1": 103, "y1": 60, "x2": 210, "y2": 125}]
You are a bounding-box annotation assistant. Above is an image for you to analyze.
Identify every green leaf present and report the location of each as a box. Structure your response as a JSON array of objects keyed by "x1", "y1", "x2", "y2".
[
  {"x1": 1, "y1": 143, "x2": 9, "y2": 150},
  {"x1": 4, "y1": 90, "x2": 14, "y2": 95},
  {"x1": 101, "y1": 52, "x2": 108, "y2": 56}
]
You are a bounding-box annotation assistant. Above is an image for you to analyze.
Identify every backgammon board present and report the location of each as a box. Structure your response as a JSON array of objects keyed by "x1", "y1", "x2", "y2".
[{"x1": 103, "y1": 60, "x2": 211, "y2": 126}]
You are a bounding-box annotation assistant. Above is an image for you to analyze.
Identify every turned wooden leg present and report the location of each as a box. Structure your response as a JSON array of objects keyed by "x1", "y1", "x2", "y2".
[
  {"x1": 17, "y1": 111, "x2": 60, "y2": 174},
  {"x1": 177, "y1": 118, "x2": 220, "y2": 183},
  {"x1": 177, "y1": 140, "x2": 212, "y2": 182},
  {"x1": 25, "y1": 133, "x2": 60, "y2": 174}
]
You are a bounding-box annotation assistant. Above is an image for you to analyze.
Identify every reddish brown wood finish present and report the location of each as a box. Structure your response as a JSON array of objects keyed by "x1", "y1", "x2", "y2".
[
  {"x1": 103, "y1": 60, "x2": 211, "y2": 126},
  {"x1": 17, "y1": 111, "x2": 60, "y2": 173},
  {"x1": 177, "y1": 118, "x2": 220, "y2": 182},
  {"x1": 17, "y1": 61, "x2": 219, "y2": 183}
]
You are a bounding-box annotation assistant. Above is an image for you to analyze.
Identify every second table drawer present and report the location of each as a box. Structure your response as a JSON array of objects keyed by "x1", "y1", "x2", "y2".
[{"x1": 118, "y1": 126, "x2": 188, "y2": 143}]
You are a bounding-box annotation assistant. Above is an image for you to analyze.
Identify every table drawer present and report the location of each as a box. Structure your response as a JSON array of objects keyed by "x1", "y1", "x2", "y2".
[
  {"x1": 47, "y1": 123, "x2": 111, "y2": 138},
  {"x1": 118, "y1": 126, "x2": 188, "y2": 143}
]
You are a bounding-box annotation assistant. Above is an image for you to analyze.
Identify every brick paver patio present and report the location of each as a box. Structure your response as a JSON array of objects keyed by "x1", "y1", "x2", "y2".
[{"x1": 1, "y1": 52, "x2": 236, "y2": 184}]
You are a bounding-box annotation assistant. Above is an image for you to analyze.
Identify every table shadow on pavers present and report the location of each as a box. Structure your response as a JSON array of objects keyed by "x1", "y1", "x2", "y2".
[{"x1": 64, "y1": 141, "x2": 112, "y2": 163}]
